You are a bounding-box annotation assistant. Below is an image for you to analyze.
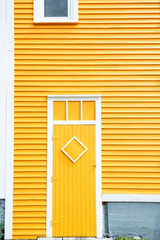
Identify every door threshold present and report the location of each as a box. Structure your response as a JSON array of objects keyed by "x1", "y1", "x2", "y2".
[{"x1": 38, "y1": 238, "x2": 113, "y2": 240}]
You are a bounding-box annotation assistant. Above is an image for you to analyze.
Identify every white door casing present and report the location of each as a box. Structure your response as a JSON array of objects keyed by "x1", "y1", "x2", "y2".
[{"x1": 47, "y1": 95, "x2": 102, "y2": 238}]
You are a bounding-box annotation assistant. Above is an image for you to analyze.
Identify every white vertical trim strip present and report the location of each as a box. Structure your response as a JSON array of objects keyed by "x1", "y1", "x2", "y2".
[
  {"x1": 42, "y1": 0, "x2": 45, "y2": 20},
  {"x1": 68, "y1": 0, "x2": 71, "y2": 21},
  {"x1": 47, "y1": 98, "x2": 53, "y2": 238},
  {"x1": 96, "y1": 97, "x2": 102, "y2": 238},
  {"x1": 5, "y1": 0, "x2": 14, "y2": 238},
  {"x1": 0, "y1": 0, "x2": 7, "y2": 199}
]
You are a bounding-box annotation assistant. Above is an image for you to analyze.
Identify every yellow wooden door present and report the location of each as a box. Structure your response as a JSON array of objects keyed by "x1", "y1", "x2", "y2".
[{"x1": 52, "y1": 124, "x2": 96, "y2": 237}]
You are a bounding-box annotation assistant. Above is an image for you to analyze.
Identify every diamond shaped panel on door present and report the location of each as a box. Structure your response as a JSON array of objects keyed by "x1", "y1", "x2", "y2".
[{"x1": 61, "y1": 136, "x2": 87, "y2": 163}]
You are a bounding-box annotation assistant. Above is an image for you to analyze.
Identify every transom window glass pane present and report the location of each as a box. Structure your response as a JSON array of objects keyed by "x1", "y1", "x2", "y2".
[
  {"x1": 83, "y1": 101, "x2": 95, "y2": 120},
  {"x1": 53, "y1": 101, "x2": 66, "y2": 120},
  {"x1": 68, "y1": 101, "x2": 81, "y2": 120},
  {"x1": 45, "y1": 0, "x2": 68, "y2": 17}
]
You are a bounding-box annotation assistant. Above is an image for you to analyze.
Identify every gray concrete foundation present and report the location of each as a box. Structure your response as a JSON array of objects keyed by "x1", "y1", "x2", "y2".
[{"x1": 104, "y1": 202, "x2": 160, "y2": 240}]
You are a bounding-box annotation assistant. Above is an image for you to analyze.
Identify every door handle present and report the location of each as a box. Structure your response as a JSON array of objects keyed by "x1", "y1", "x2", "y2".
[
  {"x1": 91, "y1": 164, "x2": 96, "y2": 167},
  {"x1": 53, "y1": 178, "x2": 59, "y2": 181}
]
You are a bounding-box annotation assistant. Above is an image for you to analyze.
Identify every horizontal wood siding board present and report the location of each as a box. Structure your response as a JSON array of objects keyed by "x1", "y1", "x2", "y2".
[{"x1": 14, "y1": 0, "x2": 160, "y2": 238}]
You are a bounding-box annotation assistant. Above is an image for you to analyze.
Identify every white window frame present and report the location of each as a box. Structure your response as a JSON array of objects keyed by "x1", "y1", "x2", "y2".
[
  {"x1": 34, "y1": 0, "x2": 78, "y2": 23},
  {"x1": 47, "y1": 95, "x2": 102, "y2": 238}
]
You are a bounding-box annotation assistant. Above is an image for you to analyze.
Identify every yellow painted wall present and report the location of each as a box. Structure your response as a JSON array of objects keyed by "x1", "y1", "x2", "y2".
[{"x1": 13, "y1": 0, "x2": 160, "y2": 238}]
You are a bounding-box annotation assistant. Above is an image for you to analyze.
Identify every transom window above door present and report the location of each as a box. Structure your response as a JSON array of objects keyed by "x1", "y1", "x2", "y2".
[
  {"x1": 34, "y1": 0, "x2": 78, "y2": 23},
  {"x1": 53, "y1": 101, "x2": 96, "y2": 121}
]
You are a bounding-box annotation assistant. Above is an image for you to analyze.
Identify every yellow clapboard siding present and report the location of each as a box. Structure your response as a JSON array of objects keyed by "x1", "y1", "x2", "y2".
[
  {"x1": 13, "y1": 195, "x2": 46, "y2": 200},
  {"x1": 102, "y1": 139, "x2": 160, "y2": 144},
  {"x1": 13, "y1": 190, "x2": 46, "y2": 195},
  {"x1": 102, "y1": 150, "x2": 160, "y2": 155},
  {"x1": 102, "y1": 188, "x2": 160, "y2": 194},
  {"x1": 102, "y1": 123, "x2": 160, "y2": 127},
  {"x1": 102, "y1": 172, "x2": 160, "y2": 178},
  {"x1": 13, "y1": 217, "x2": 46, "y2": 223},
  {"x1": 102, "y1": 135, "x2": 160, "y2": 140},
  {"x1": 14, "y1": 32, "x2": 160, "y2": 38},
  {"x1": 14, "y1": 14, "x2": 160, "y2": 20},
  {"x1": 13, "y1": 229, "x2": 46, "y2": 234},
  {"x1": 13, "y1": 38, "x2": 160, "y2": 43},
  {"x1": 13, "y1": 28, "x2": 160, "y2": 34},
  {"x1": 14, "y1": 48, "x2": 160, "y2": 53},
  {"x1": 14, "y1": 3, "x2": 160, "y2": 8},
  {"x1": 14, "y1": 145, "x2": 47, "y2": 150},
  {"x1": 14, "y1": 149, "x2": 47, "y2": 155},
  {"x1": 13, "y1": 75, "x2": 160, "y2": 80},
  {"x1": 14, "y1": 97, "x2": 160, "y2": 102},
  {"x1": 102, "y1": 178, "x2": 160, "y2": 183},
  {"x1": 13, "y1": 24, "x2": 160, "y2": 29},
  {"x1": 102, "y1": 166, "x2": 160, "y2": 172},
  {"x1": 14, "y1": 162, "x2": 47, "y2": 167},
  {"x1": 14, "y1": 128, "x2": 46, "y2": 133},
  {"x1": 102, "y1": 146, "x2": 160, "y2": 150},
  {"x1": 102, "y1": 156, "x2": 160, "y2": 161},
  {"x1": 14, "y1": 81, "x2": 160, "y2": 86},
  {"x1": 14, "y1": 167, "x2": 47, "y2": 172},
  {"x1": 102, "y1": 114, "x2": 160, "y2": 119},
  {"x1": 13, "y1": 173, "x2": 47, "y2": 178},
  {"x1": 102, "y1": 119, "x2": 160, "y2": 123},
  {"x1": 12, "y1": 236, "x2": 41, "y2": 239},
  {"x1": 14, "y1": 92, "x2": 160, "y2": 97},
  {"x1": 13, "y1": 224, "x2": 46, "y2": 229},
  {"x1": 102, "y1": 161, "x2": 160, "y2": 167},
  {"x1": 14, "y1": 101, "x2": 47, "y2": 106},
  {"x1": 14, "y1": 177, "x2": 47, "y2": 183},
  {"x1": 13, "y1": 0, "x2": 160, "y2": 238},
  {"x1": 14, "y1": 139, "x2": 47, "y2": 144},
  {"x1": 102, "y1": 183, "x2": 160, "y2": 189},
  {"x1": 14, "y1": 133, "x2": 47, "y2": 138},
  {"x1": 13, "y1": 44, "x2": 160, "y2": 49},
  {"x1": 103, "y1": 188, "x2": 160, "y2": 194}
]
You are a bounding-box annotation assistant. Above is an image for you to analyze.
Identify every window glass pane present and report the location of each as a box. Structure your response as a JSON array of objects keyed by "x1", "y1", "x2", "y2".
[
  {"x1": 83, "y1": 101, "x2": 95, "y2": 120},
  {"x1": 53, "y1": 101, "x2": 66, "y2": 120},
  {"x1": 68, "y1": 101, "x2": 81, "y2": 120},
  {"x1": 45, "y1": 0, "x2": 68, "y2": 17}
]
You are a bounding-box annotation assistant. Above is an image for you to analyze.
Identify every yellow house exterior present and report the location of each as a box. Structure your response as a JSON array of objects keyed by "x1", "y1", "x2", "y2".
[{"x1": 8, "y1": 0, "x2": 160, "y2": 239}]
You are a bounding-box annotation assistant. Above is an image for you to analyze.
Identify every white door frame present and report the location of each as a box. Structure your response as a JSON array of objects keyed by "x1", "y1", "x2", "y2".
[{"x1": 47, "y1": 95, "x2": 102, "y2": 238}]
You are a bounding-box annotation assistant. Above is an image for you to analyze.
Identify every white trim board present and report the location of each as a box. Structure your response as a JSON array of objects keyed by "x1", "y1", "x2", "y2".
[
  {"x1": 0, "y1": 0, "x2": 7, "y2": 199},
  {"x1": 4, "y1": 0, "x2": 14, "y2": 239},
  {"x1": 47, "y1": 95, "x2": 102, "y2": 238},
  {"x1": 52, "y1": 121, "x2": 96, "y2": 125},
  {"x1": 48, "y1": 95, "x2": 101, "y2": 99},
  {"x1": 102, "y1": 194, "x2": 160, "y2": 202}
]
